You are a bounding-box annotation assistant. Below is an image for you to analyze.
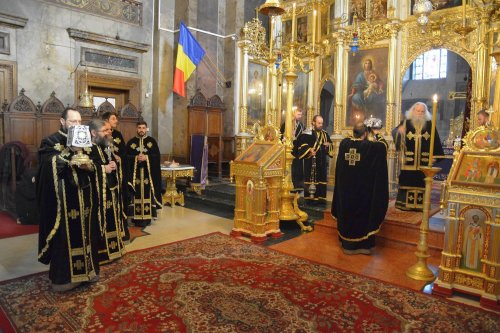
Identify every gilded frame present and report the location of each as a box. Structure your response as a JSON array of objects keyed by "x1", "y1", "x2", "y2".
[
  {"x1": 450, "y1": 151, "x2": 500, "y2": 190},
  {"x1": 344, "y1": 45, "x2": 389, "y2": 128},
  {"x1": 247, "y1": 60, "x2": 267, "y2": 130}
]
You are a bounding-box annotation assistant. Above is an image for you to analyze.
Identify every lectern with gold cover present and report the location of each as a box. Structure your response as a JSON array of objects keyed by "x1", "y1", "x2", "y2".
[
  {"x1": 230, "y1": 126, "x2": 284, "y2": 243},
  {"x1": 433, "y1": 125, "x2": 500, "y2": 311}
]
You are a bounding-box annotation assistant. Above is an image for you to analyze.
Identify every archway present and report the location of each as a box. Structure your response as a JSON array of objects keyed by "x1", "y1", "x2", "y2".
[
  {"x1": 319, "y1": 80, "x2": 334, "y2": 135},
  {"x1": 401, "y1": 49, "x2": 471, "y2": 148}
]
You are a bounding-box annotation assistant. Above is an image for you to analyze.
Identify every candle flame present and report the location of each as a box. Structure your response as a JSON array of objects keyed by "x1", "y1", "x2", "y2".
[
  {"x1": 433, "y1": 94, "x2": 438, "y2": 102},
  {"x1": 314, "y1": 9, "x2": 317, "y2": 16}
]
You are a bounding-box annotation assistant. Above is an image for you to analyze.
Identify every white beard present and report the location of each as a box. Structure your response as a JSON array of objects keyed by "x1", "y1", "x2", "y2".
[{"x1": 411, "y1": 117, "x2": 426, "y2": 131}]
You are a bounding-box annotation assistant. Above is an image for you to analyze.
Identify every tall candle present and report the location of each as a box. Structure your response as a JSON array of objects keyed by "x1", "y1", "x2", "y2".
[
  {"x1": 292, "y1": 3, "x2": 296, "y2": 42},
  {"x1": 462, "y1": 0, "x2": 466, "y2": 27},
  {"x1": 269, "y1": 16, "x2": 274, "y2": 59},
  {"x1": 312, "y1": 9, "x2": 316, "y2": 52},
  {"x1": 429, "y1": 94, "x2": 438, "y2": 167}
]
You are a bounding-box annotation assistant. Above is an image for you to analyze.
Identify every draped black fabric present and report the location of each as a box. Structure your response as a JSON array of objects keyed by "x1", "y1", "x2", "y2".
[
  {"x1": 89, "y1": 143, "x2": 126, "y2": 263},
  {"x1": 280, "y1": 121, "x2": 306, "y2": 189},
  {"x1": 392, "y1": 119, "x2": 443, "y2": 211},
  {"x1": 126, "y1": 136, "x2": 162, "y2": 226},
  {"x1": 37, "y1": 131, "x2": 99, "y2": 284},
  {"x1": 332, "y1": 136, "x2": 388, "y2": 250},
  {"x1": 297, "y1": 129, "x2": 334, "y2": 201},
  {"x1": 112, "y1": 129, "x2": 130, "y2": 211}
]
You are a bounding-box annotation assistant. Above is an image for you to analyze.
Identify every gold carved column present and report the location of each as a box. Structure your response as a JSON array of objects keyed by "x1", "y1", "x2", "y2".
[
  {"x1": 491, "y1": 51, "x2": 500, "y2": 128},
  {"x1": 236, "y1": 39, "x2": 252, "y2": 156},
  {"x1": 328, "y1": 30, "x2": 346, "y2": 186},
  {"x1": 472, "y1": 6, "x2": 494, "y2": 128},
  {"x1": 386, "y1": 22, "x2": 400, "y2": 195}
]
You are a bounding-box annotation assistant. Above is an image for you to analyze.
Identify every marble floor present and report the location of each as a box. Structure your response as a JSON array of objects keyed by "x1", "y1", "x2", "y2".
[{"x1": 0, "y1": 206, "x2": 496, "y2": 313}]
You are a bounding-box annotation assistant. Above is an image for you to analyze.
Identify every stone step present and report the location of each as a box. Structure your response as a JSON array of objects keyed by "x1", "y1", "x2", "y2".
[
  {"x1": 316, "y1": 210, "x2": 445, "y2": 257},
  {"x1": 184, "y1": 184, "x2": 327, "y2": 223}
]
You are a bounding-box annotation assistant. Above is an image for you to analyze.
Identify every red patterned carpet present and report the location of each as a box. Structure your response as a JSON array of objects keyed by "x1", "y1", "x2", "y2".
[
  {"x1": 0, "y1": 233, "x2": 498, "y2": 332},
  {"x1": 384, "y1": 200, "x2": 440, "y2": 225}
]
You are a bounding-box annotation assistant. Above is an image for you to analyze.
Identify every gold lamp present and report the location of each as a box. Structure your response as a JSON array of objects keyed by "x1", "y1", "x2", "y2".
[
  {"x1": 79, "y1": 67, "x2": 94, "y2": 109},
  {"x1": 258, "y1": 0, "x2": 285, "y2": 16}
]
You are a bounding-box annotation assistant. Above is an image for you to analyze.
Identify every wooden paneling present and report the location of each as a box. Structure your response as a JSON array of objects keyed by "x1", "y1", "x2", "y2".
[
  {"x1": 188, "y1": 108, "x2": 206, "y2": 135},
  {"x1": 207, "y1": 110, "x2": 221, "y2": 136},
  {"x1": 9, "y1": 117, "x2": 37, "y2": 146}
]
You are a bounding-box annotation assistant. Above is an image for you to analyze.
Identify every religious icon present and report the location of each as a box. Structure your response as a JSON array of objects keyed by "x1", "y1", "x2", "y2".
[
  {"x1": 245, "y1": 179, "x2": 255, "y2": 221},
  {"x1": 297, "y1": 16, "x2": 307, "y2": 43},
  {"x1": 247, "y1": 62, "x2": 266, "y2": 129},
  {"x1": 238, "y1": 144, "x2": 270, "y2": 163},
  {"x1": 485, "y1": 161, "x2": 499, "y2": 184},
  {"x1": 460, "y1": 208, "x2": 486, "y2": 272},
  {"x1": 346, "y1": 48, "x2": 388, "y2": 127}
]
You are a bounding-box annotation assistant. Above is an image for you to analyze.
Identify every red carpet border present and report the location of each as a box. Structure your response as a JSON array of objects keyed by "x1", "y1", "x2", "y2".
[
  {"x1": 0, "y1": 233, "x2": 498, "y2": 332},
  {"x1": 0, "y1": 211, "x2": 38, "y2": 240}
]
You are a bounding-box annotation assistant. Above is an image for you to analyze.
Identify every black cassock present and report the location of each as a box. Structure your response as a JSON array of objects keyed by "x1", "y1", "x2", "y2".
[
  {"x1": 126, "y1": 135, "x2": 162, "y2": 227},
  {"x1": 280, "y1": 121, "x2": 305, "y2": 189},
  {"x1": 90, "y1": 143, "x2": 126, "y2": 263},
  {"x1": 332, "y1": 135, "x2": 389, "y2": 250},
  {"x1": 297, "y1": 129, "x2": 334, "y2": 202},
  {"x1": 392, "y1": 119, "x2": 443, "y2": 211},
  {"x1": 37, "y1": 130, "x2": 100, "y2": 284},
  {"x1": 110, "y1": 129, "x2": 130, "y2": 241}
]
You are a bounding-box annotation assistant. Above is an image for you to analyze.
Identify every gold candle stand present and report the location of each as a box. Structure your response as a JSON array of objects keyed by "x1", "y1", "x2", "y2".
[{"x1": 406, "y1": 166, "x2": 441, "y2": 281}]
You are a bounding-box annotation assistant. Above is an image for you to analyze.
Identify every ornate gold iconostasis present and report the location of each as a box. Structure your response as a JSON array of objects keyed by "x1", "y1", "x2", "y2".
[
  {"x1": 235, "y1": 0, "x2": 500, "y2": 189},
  {"x1": 433, "y1": 124, "x2": 500, "y2": 310}
]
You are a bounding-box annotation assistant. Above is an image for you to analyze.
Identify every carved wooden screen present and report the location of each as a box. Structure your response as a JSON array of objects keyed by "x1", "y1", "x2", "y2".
[
  {"x1": 118, "y1": 101, "x2": 141, "y2": 143},
  {"x1": 3, "y1": 89, "x2": 40, "y2": 155}
]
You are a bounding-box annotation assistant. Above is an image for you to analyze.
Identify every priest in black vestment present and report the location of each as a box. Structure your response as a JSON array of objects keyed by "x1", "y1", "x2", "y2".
[
  {"x1": 89, "y1": 119, "x2": 126, "y2": 263},
  {"x1": 297, "y1": 115, "x2": 334, "y2": 203},
  {"x1": 392, "y1": 102, "x2": 443, "y2": 211},
  {"x1": 332, "y1": 121, "x2": 388, "y2": 254},
  {"x1": 102, "y1": 111, "x2": 130, "y2": 242},
  {"x1": 126, "y1": 121, "x2": 162, "y2": 227},
  {"x1": 280, "y1": 108, "x2": 306, "y2": 189},
  {"x1": 37, "y1": 107, "x2": 99, "y2": 292}
]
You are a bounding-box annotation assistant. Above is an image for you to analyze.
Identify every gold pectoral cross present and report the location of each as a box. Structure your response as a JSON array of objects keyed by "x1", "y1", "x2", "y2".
[{"x1": 345, "y1": 148, "x2": 360, "y2": 166}]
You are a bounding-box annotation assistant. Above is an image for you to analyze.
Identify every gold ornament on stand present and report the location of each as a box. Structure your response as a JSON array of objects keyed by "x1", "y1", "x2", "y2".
[{"x1": 67, "y1": 125, "x2": 93, "y2": 167}]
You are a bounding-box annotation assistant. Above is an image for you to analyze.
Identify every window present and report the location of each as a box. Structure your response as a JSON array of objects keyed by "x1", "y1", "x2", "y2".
[
  {"x1": 411, "y1": 49, "x2": 447, "y2": 80},
  {"x1": 93, "y1": 97, "x2": 116, "y2": 108}
]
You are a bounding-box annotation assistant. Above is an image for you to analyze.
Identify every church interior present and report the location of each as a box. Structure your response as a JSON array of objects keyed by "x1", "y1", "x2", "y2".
[{"x1": 0, "y1": 0, "x2": 499, "y2": 331}]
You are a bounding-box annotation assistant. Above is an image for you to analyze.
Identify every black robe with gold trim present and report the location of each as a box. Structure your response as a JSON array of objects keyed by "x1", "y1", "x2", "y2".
[
  {"x1": 392, "y1": 119, "x2": 443, "y2": 211},
  {"x1": 111, "y1": 129, "x2": 130, "y2": 217},
  {"x1": 280, "y1": 121, "x2": 306, "y2": 189},
  {"x1": 332, "y1": 134, "x2": 388, "y2": 250},
  {"x1": 90, "y1": 143, "x2": 126, "y2": 263},
  {"x1": 297, "y1": 129, "x2": 334, "y2": 201},
  {"x1": 37, "y1": 130, "x2": 99, "y2": 284},
  {"x1": 126, "y1": 135, "x2": 162, "y2": 226}
]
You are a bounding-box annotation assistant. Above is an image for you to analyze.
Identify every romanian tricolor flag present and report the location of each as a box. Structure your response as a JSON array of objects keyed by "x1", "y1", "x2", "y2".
[{"x1": 173, "y1": 22, "x2": 205, "y2": 97}]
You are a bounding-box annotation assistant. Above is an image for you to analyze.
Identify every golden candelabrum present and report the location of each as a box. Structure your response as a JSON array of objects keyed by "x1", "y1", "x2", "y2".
[
  {"x1": 407, "y1": 95, "x2": 441, "y2": 281},
  {"x1": 252, "y1": 0, "x2": 329, "y2": 230}
]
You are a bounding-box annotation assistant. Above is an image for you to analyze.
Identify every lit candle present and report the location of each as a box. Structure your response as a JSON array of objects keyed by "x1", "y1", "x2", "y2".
[
  {"x1": 429, "y1": 94, "x2": 438, "y2": 167},
  {"x1": 312, "y1": 9, "x2": 317, "y2": 53},
  {"x1": 292, "y1": 3, "x2": 296, "y2": 42},
  {"x1": 462, "y1": 0, "x2": 466, "y2": 27},
  {"x1": 269, "y1": 16, "x2": 274, "y2": 59}
]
